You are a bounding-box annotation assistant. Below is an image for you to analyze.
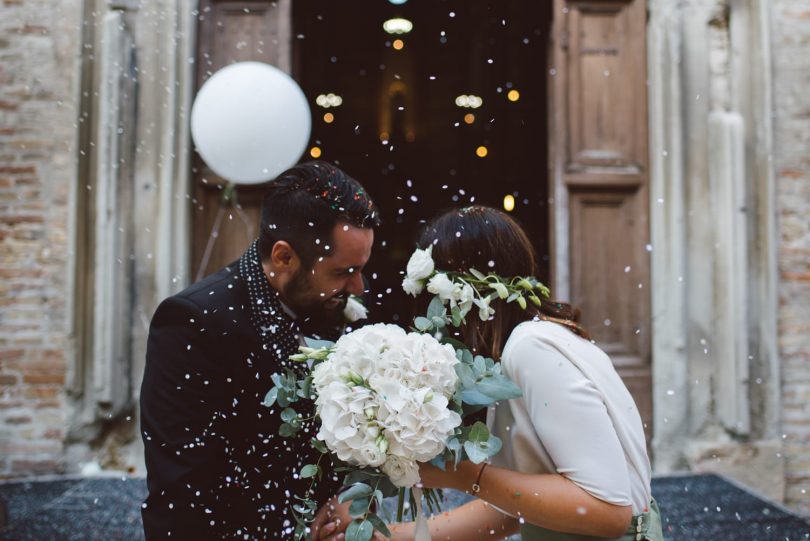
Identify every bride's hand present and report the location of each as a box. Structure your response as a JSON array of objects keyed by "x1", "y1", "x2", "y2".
[{"x1": 417, "y1": 461, "x2": 477, "y2": 492}]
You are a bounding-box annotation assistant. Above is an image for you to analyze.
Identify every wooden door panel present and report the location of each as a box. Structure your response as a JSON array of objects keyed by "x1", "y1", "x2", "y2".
[
  {"x1": 569, "y1": 188, "x2": 649, "y2": 363},
  {"x1": 566, "y1": 1, "x2": 647, "y2": 171},
  {"x1": 552, "y1": 0, "x2": 652, "y2": 440}
]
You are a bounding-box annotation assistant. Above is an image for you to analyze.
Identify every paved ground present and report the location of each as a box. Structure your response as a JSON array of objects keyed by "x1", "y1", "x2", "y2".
[{"x1": 0, "y1": 474, "x2": 808, "y2": 540}]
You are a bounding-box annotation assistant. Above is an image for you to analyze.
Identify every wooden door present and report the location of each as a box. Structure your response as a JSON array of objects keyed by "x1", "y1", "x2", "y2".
[
  {"x1": 191, "y1": 0, "x2": 290, "y2": 280},
  {"x1": 550, "y1": 0, "x2": 653, "y2": 437}
]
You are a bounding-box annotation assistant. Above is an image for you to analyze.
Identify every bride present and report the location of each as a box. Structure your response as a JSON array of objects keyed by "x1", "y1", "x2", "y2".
[
  {"x1": 315, "y1": 205, "x2": 663, "y2": 541},
  {"x1": 384, "y1": 206, "x2": 664, "y2": 541}
]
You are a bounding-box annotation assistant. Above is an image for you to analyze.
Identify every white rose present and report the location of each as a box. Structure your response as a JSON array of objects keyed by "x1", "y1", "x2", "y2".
[
  {"x1": 358, "y1": 438, "x2": 387, "y2": 467},
  {"x1": 402, "y1": 276, "x2": 424, "y2": 297},
  {"x1": 406, "y1": 246, "x2": 435, "y2": 281},
  {"x1": 426, "y1": 273, "x2": 457, "y2": 301},
  {"x1": 343, "y1": 296, "x2": 368, "y2": 322},
  {"x1": 381, "y1": 455, "x2": 421, "y2": 488}
]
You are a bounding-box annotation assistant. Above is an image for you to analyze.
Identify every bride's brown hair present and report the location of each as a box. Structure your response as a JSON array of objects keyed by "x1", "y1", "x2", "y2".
[{"x1": 417, "y1": 206, "x2": 589, "y2": 360}]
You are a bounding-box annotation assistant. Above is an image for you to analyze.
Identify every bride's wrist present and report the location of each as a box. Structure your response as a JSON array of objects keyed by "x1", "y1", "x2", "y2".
[{"x1": 455, "y1": 461, "x2": 484, "y2": 493}]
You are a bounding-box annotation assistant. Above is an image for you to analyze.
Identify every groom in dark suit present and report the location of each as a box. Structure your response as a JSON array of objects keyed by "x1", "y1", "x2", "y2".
[{"x1": 140, "y1": 161, "x2": 379, "y2": 540}]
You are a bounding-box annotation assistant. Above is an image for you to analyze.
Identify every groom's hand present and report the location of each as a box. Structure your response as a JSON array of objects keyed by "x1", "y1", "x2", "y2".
[
  {"x1": 314, "y1": 498, "x2": 389, "y2": 541},
  {"x1": 310, "y1": 496, "x2": 350, "y2": 541}
]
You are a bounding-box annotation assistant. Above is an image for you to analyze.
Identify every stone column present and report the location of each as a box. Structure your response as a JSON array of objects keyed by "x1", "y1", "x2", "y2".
[{"x1": 648, "y1": 0, "x2": 784, "y2": 502}]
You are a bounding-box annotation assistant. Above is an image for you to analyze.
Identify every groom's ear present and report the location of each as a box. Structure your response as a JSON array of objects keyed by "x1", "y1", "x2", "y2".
[{"x1": 270, "y1": 240, "x2": 301, "y2": 272}]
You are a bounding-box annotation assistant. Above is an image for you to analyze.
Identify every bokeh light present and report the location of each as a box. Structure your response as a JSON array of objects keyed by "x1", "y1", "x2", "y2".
[{"x1": 503, "y1": 194, "x2": 515, "y2": 212}]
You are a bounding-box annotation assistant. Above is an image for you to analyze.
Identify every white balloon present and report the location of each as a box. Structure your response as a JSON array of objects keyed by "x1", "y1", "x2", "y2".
[{"x1": 190, "y1": 62, "x2": 312, "y2": 184}]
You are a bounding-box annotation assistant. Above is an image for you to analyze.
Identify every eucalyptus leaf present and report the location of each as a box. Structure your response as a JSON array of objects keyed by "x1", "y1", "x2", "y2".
[
  {"x1": 469, "y1": 268, "x2": 486, "y2": 281},
  {"x1": 367, "y1": 513, "x2": 392, "y2": 537},
  {"x1": 373, "y1": 490, "x2": 385, "y2": 513},
  {"x1": 296, "y1": 376, "x2": 312, "y2": 399},
  {"x1": 262, "y1": 387, "x2": 278, "y2": 407},
  {"x1": 461, "y1": 349, "x2": 474, "y2": 365},
  {"x1": 484, "y1": 434, "x2": 503, "y2": 457},
  {"x1": 338, "y1": 483, "x2": 374, "y2": 503},
  {"x1": 342, "y1": 470, "x2": 377, "y2": 487},
  {"x1": 469, "y1": 421, "x2": 490, "y2": 443},
  {"x1": 460, "y1": 388, "x2": 493, "y2": 405},
  {"x1": 427, "y1": 295, "x2": 446, "y2": 319},
  {"x1": 304, "y1": 337, "x2": 336, "y2": 349},
  {"x1": 464, "y1": 440, "x2": 488, "y2": 463},
  {"x1": 414, "y1": 316, "x2": 433, "y2": 332},
  {"x1": 281, "y1": 408, "x2": 298, "y2": 423},
  {"x1": 279, "y1": 423, "x2": 298, "y2": 437},
  {"x1": 299, "y1": 464, "x2": 319, "y2": 478},
  {"x1": 454, "y1": 364, "x2": 476, "y2": 389},
  {"x1": 311, "y1": 437, "x2": 327, "y2": 454},
  {"x1": 476, "y1": 376, "x2": 523, "y2": 400},
  {"x1": 346, "y1": 519, "x2": 373, "y2": 541},
  {"x1": 349, "y1": 497, "x2": 370, "y2": 517}
]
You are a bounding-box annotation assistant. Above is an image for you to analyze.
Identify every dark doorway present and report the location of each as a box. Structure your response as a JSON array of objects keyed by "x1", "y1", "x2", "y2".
[{"x1": 293, "y1": 0, "x2": 552, "y2": 324}]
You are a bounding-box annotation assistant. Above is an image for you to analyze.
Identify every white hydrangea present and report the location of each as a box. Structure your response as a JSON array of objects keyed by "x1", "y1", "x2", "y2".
[{"x1": 313, "y1": 324, "x2": 461, "y2": 487}]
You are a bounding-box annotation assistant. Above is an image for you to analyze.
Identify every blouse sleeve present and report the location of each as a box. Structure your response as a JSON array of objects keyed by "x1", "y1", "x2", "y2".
[{"x1": 503, "y1": 329, "x2": 633, "y2": 506}]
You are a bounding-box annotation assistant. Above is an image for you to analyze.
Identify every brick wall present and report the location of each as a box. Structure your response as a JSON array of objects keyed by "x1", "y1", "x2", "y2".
[
  {"x1": 0, "y1": 0, "x2": 81, "y2": 476},
  {"x1": 772, "y1": 0, "x2": 810, "y2": 515}
]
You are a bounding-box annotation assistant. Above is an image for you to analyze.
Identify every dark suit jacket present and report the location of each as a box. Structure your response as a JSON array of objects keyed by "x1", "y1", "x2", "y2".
[{"x1": 140, "y1": 263, "x2": 340, "y2": 540}]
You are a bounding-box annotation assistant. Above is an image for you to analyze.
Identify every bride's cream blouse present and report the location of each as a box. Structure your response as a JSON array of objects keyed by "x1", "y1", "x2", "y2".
[{"x1": 488, "y1": 319, "x2": 652, "y2": 514}]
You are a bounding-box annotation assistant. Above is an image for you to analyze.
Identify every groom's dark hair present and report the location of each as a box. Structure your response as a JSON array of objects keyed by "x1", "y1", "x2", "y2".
[{"x1": 258, "y1": 160, "x2": 379, "y2": 268}]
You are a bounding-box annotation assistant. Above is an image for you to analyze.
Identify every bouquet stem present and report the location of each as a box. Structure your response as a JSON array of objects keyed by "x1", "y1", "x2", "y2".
[
  {"x1": 396, "y1": 488, "x2": 405, "y2": 522},
  {"x1": 412, "y1": 487, "x2": 431, "y2": 541}
]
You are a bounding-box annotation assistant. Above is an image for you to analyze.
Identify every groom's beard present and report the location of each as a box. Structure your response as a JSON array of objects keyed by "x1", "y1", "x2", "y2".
[{"x1": 282, "y1": 267, "x2": 347, "y2": 329}]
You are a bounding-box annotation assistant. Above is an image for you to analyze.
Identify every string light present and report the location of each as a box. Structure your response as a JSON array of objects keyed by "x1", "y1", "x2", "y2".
[
  {"x1": 476, "y1": 146, "x2": 488, "y2": 158},
  {"x1": 383, "y1": 18, "x2": 413, "y2": 35},
  {"x1": 310, "y1": 146, "x2": 322, "y2": 158},
  {"x1": 455, "y1": 95, "x2": 483, "y2": 109},
  {"x1": 315, "y1": 93, "x2": 343, "y2": 108}
]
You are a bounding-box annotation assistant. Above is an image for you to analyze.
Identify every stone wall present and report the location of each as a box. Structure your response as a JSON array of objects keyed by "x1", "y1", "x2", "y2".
[
  {"x1": 772, "y1": 0, "x2": 810, "y2": 515},
  {"x1": 0, "y1": 0, "x2": 81, "y2": 476}
]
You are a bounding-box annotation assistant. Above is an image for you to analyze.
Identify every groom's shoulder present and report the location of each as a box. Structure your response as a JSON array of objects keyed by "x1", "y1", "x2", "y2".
[{"x1": 159, "y1": 261, "x2": 248, "y2": 321}]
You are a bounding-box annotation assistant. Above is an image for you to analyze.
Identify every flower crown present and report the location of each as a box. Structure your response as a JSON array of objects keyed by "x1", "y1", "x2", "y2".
[{"x1": 401, "y1": 245, "x2": 551, "y2": 328}]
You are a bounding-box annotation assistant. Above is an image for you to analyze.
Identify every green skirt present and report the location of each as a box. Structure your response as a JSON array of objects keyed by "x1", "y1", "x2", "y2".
[{"x1": 518, "y1": 499, "x2": 664, "y2": 541}]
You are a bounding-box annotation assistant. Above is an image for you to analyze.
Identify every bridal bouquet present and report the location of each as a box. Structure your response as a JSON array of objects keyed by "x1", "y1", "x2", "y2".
[{"x1": 263, "y1": 322, "x2": 520, "y2": 540}]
